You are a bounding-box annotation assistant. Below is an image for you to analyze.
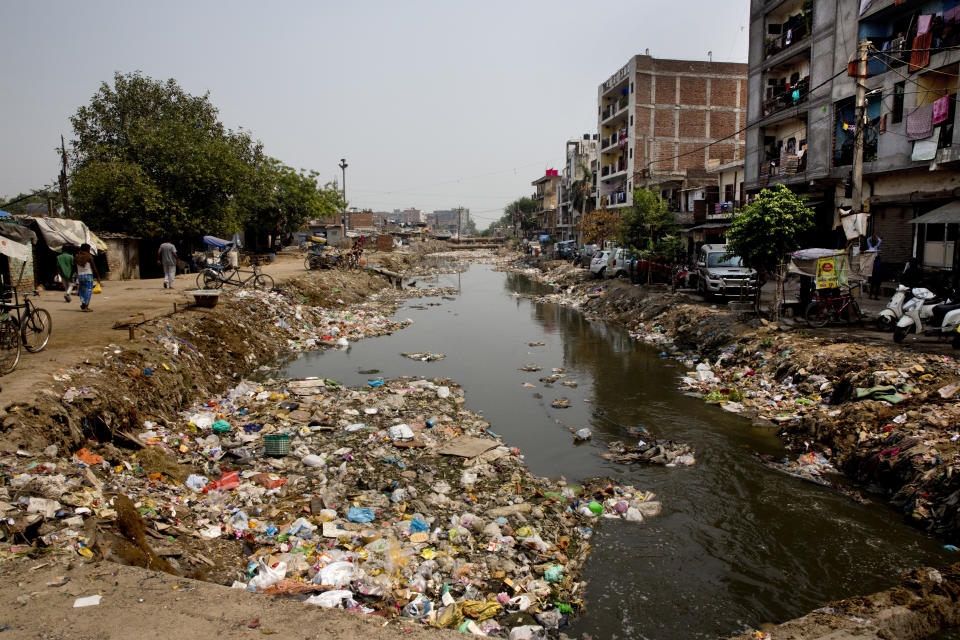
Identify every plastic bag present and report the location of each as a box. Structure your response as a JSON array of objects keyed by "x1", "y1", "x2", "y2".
[
  {"x1": 306, "y1": 590, "x2": 354, "y2": 608},
  {"x1": 93, "y1": 282, "x2": 102, "y2": 294},
  {"x1": 247, "y1": 559, "x2": 287, "y2": 591},
  {"x1": 316, "y1": 561, "x2": 355, "y2": 587}
]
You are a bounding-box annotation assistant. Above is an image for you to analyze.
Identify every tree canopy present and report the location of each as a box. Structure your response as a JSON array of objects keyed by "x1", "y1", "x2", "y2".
[
  {"x1": 68, "y1": 71, "x2": 341, "y2": 241},
  {"x1": 504, "y1": 197, "x2": 538, "y2": 235},
  {"x1": 726, "y1": 184, "x2": 814, "y2": 276},
  {"x1": 618, "y1": 188, "x2": 676, "y2": 255},
  {"x1": 576, "y1": 206, "x2": 619, "y2": 246}
]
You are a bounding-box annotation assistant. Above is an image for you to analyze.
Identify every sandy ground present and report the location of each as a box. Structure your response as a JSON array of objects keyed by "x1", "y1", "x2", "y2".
[
  {"x1": 0, "y1": 251, "x2": 311, "y2": 402},
  {"x1": 0, "y1": 556, "x2": 462, "y2": 640}
]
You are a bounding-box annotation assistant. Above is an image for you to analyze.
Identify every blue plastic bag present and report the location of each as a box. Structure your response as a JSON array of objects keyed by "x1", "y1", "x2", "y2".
[
  {"x1": 409, "y1": 517, "x2": 429, "y2": 533},
  {"x1": 347, "y1": 507, "x2": 375, "y2": 523}
]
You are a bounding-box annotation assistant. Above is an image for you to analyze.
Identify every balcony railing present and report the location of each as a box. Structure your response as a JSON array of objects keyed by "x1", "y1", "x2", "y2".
[
  {"x1": 762, "y1": 77, "x2": 809, "y2": 117},
  {"x1": 601, "y1": 158, "x2": 627, "y2": 177},
  {"x1": 601, "y1": 95, "x2": 629, "y2": 121},
  {"x1": 764, "y1": 10, "x2": 811, "y2": 59}
]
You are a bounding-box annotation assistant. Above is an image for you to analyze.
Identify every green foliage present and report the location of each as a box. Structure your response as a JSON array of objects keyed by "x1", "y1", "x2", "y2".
[
  {"x1": 504, "y1": 197, "x2": 538, "y2": 235},
  {"x1": 618, "y1": 188, "x2": 676, "y2": 253},
  {"x1": 69, "y1": 71, "x2": 265, "y2": 240},
  {"x1": 656, "y1": 234, "x2": 685, "y2": 262},
  {"x1": 244, "y1": 158, "x2": 343, "y2": 236},
  {"x1": 0, "y1": 189, "x2": 61, "y2": 215},
  {"x1": 726, "y1": 184, "x2": 814, "y2": 275}
]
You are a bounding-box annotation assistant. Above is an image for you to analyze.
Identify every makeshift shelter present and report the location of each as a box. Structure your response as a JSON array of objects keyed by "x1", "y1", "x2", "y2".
[
  {"x1": 21, "y1": 217, "x2": 109, "y2": 288},
  {"x1": 788, "y1": 248, "x2": 876, "y2": 289},
  {"x1": 0, "y1": 221, "x2": 38, "y2": 291}
]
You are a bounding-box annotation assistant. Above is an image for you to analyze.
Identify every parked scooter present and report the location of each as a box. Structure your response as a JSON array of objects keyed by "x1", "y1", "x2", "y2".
[
  {"x1": 877, "y1": 285, "x2": 938, "y2": 331},
  {"x1": 893, "y1": 289, "x2": 960, "y2": 343}
]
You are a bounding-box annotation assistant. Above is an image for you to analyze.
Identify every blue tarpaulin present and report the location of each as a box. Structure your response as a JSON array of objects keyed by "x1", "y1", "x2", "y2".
[{"x1": 202, "y1": 235, "x2": 233, "y2": 249}]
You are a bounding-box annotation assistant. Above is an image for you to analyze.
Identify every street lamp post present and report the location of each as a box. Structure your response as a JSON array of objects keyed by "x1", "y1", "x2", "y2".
[{"x1": 339, "y1": 158, "x2": 348, "y2": 238}]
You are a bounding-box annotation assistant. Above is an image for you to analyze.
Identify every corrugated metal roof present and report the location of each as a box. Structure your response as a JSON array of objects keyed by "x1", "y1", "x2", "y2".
[{"x1": 909, "y1": 201, "x2": 960, "y2": 224}]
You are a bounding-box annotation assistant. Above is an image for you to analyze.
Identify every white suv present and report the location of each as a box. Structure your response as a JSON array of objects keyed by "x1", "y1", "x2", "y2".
[{"x1": 695, "y1": 244, "x2": 758, "y2": 299}]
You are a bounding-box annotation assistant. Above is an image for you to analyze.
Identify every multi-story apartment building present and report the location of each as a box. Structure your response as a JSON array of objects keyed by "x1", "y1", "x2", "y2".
[
  {"x1": 746, "y1": 0, "x2": 960, "y2": 271},
  {"x1": 430, "y1": 208, "x2": 470, "y2": 236},
  {"x1": 531, "y1": 170, "x2": 561, "y2": 236},
  {"x1": 558, "y1": 135, "x2": 599, "y2": 243},
  {"x1": 596, "y1": 53, "x2": 747, "y2": 216}
]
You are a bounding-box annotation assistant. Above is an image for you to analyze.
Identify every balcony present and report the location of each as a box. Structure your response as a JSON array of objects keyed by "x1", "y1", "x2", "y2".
[
  {"x1": 601, "y1": 127, "x2": 628, "y2": 152},
  {"x1": 764, "y1": 1, "x2": 812, "y2": 60},
  {"x1": 860, "y1": 9, "x2": 960, "y2": 77},
  {"x1": 600, "y1": 95, "x2": 629, "y2": 122},
  {"x1": 763, "y1": 77, "x2": 809, "y2": 117},
  {"x1": 601, "y1": 157, "x2": 627, "y2": 178}
]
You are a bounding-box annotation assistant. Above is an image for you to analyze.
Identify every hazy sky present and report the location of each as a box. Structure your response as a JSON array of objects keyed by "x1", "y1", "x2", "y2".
[{"x1": 0, "y1": 1, "x2": 748, "y2": 228}]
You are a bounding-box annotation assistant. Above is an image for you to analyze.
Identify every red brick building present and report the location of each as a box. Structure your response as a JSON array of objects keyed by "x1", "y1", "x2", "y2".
[{"x1": 597, "y1": 54, "x2": 747, "y2": 214}]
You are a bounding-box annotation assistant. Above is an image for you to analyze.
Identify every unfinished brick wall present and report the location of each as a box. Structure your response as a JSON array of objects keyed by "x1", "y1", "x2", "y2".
[{"x1": 679, "y1": 110, "x2": 706, "y2": 138}]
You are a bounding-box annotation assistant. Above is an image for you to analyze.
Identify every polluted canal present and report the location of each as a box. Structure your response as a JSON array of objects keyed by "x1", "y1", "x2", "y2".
[{"x1": 282, "y1": 262, "x2": 953, "y2": 639}]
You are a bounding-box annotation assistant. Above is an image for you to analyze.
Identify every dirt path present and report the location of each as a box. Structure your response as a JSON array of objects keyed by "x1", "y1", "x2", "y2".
[
  {"x1": 0, "y1": 556, "x2": 462, "y2": 640},
  {"x1": 0, "y1": 251, "x2": 315, "y2": 402}
]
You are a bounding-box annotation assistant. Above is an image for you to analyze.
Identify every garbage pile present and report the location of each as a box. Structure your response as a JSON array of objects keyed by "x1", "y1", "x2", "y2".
[
  {"x1": 0, "y1": 375, "x2": 665, "y2": 636},
  {"x1": 402, "y1": 353, "x2": 446, "y2": 362},
  {"x1": 602, "y1": 439, "x2": 696, "y2": 467}
]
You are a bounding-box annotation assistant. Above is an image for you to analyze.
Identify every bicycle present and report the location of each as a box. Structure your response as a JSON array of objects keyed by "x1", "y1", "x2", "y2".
[
  {"x1": 0, "y1": 287, "x2": 52, "y2": 374},
  {"x1": 804, "y1": 284, "x2": 864, "y2": 328},
  {"x1": 196, "y1": 263, "x2": 274, "y2": 290}
]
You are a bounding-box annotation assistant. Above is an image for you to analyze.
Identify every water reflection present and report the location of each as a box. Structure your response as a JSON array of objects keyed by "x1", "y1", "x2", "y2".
[{"x1": 281, "y1": 264, "x2": 952, "y2": 640}]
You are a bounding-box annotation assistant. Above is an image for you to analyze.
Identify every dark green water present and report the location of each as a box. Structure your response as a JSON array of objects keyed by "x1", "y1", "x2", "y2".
[{"x1": 282, "y1": 264, "x2": 954, "y2": 639}]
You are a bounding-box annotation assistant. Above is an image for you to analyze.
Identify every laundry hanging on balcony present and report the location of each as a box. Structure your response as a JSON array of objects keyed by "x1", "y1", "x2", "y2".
[
  {"x1": 910, "y1": 32, "x2": 932, "y2": 72},
  {"x1": 933, "y1": 95, "x2": 950, "y2": 124},
  {"x1": 906, "y1": 103, "x2": 934, "y2": 140}
]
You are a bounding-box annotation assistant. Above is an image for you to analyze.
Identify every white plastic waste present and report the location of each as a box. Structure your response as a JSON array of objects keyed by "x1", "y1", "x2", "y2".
[
  {"x1": 574, "y1": 428, "x2": 592, "y2": 441},
  {"x1": 316, "y1": 561, "x2": 355, "y2": 587},
  {"x1": 306, "y1": 590, "x2": 354, "y2": 608},
  {"x1": 185, "y1": 474, "x2": 209, "y2": 491},
  {"x1": 247, "y1": 559, "x2": 287, "y2": 590},
  {"x1": 389, "y1": 424, "x2": 415, "y2": 440},
  {"x1": 301, "y1": 455, "x2": 325, "y2": 467}
]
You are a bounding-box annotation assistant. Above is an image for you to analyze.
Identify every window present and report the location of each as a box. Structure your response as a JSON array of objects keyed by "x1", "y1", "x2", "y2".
[
  {"x1": 630, "y1": 115, "x2": 634, "y2": 126},
  {"x1": 892, "y1": 82, "x2": 905, "y2": 123},
  {"x1": 631, "y1": 82, "x2": 634, "y2": 93}
]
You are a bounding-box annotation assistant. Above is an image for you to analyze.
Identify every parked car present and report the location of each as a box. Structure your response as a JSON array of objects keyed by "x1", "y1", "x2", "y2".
[
  {"x1": 695, "y1": 243, "x2": 758, "y2": 299},
  {"x1": 607, "y1": 248, "x2": 631, "y2": 278},
  {"x1": 589, "y1": 250, "x2": 612, "y2": 277}
]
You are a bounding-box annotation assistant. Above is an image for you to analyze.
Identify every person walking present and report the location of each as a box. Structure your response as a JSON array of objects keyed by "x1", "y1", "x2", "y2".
[
  {"x1": 158, "y1": 241, "x2": 178, "y2": 289},
  {"x1": 74, "y1": 243, "x2": 100, "y2": 312},
  {"x1": 56, "y1": 247, "x2": 76, "y2": 303}
]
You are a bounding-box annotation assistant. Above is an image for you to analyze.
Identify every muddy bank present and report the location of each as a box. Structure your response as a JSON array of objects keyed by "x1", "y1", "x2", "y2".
[
  {"x1": 507, "y1": 258, "x2": 960, "y2": 541},
  {"x1": 727, "y1": 562, "x2": 960, "y2": 640}
]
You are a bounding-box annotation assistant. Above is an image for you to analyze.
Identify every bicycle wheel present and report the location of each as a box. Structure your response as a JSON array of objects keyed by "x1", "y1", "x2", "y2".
[
  {"x1": 201, "y1": 269, "x2": 223, "y2": 289},
  {"x1": 21, "y1": 307, "x2": 51, "y2": 353},
  {"x1": 804, "y1": 300, "x2": 831, "y2": 328},
  {"x1": 846, "y1": 299, "x2": 864, "y2": 326},
  {"x1": 0, "y1": 317, "x2": 22, "y2": 375},
  {"x1": 253, "y1": 274, "x2": 275, "y2": 290}
]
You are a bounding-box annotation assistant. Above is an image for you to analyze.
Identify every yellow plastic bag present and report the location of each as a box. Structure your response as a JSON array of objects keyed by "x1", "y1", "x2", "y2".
[{"x1": 93, "y1": 282, "x2": 102, "y2": 294}]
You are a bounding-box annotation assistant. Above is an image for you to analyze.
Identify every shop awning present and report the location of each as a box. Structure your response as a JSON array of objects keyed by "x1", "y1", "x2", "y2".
[
  {"x1": 908, "y1": 201, "x2": 960, "y2": 225},
  {"x1": 686, "y1": 222, "x2": 731, "y2": 231}
]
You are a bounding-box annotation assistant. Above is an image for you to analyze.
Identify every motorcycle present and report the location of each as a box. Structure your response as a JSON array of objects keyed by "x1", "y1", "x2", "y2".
[
  {"x1": 893, "y1": 288, "x2": 960, "y2": 343},
  {"x1": 877, "y1": 285, "x2": 938, "y2": 331}
]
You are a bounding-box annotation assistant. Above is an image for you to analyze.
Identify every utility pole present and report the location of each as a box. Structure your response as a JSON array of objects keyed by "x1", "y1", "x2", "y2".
[
  {"x1": 456, "y1": 206, "x2": 462, "y2": 244},
  {"x1": 59, "y1": 135, "x2": 71, "y2": 217},
  {"x1": 338, "y1": 158, "x2": 348, "y2": 240},
  {"x1": 851, "y1": 39, "x2": 870, "y2": 219}
]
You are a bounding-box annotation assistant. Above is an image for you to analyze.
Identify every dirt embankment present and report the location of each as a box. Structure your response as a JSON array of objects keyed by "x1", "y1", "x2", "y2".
[
  {"x1": 0, "y1": 268, "x2": 393, "y2": 454},
  {"x1": 516, "y1": 258, "x2": 960, "y2": 541}
]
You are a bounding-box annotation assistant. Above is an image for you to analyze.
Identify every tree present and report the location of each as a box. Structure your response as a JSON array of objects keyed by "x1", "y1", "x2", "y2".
[
  {"x1": 618, "y1": 187, "x2": 676, "y2": 255},
  {"x1": 576, "y1": 206, "x2": 619, "y2": 246},
  {"x1": 569, "y1": 161, "x2": 595, "y2": 231},
  {"x1": 69, "y1": 71, "x2": 264, "y2": 241},
  {"x1": 726, "y1": 184, "x2": 815, "y2": 319},
  {"x1": 0, "y1": 188, "x2": 61, "y2": 215},
  {"x1": 244, "y1": 158, "x2": 343, "y2": 240},
  {"x1": 504, "y1": 197, "x2": 538, "y2": 237}
]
